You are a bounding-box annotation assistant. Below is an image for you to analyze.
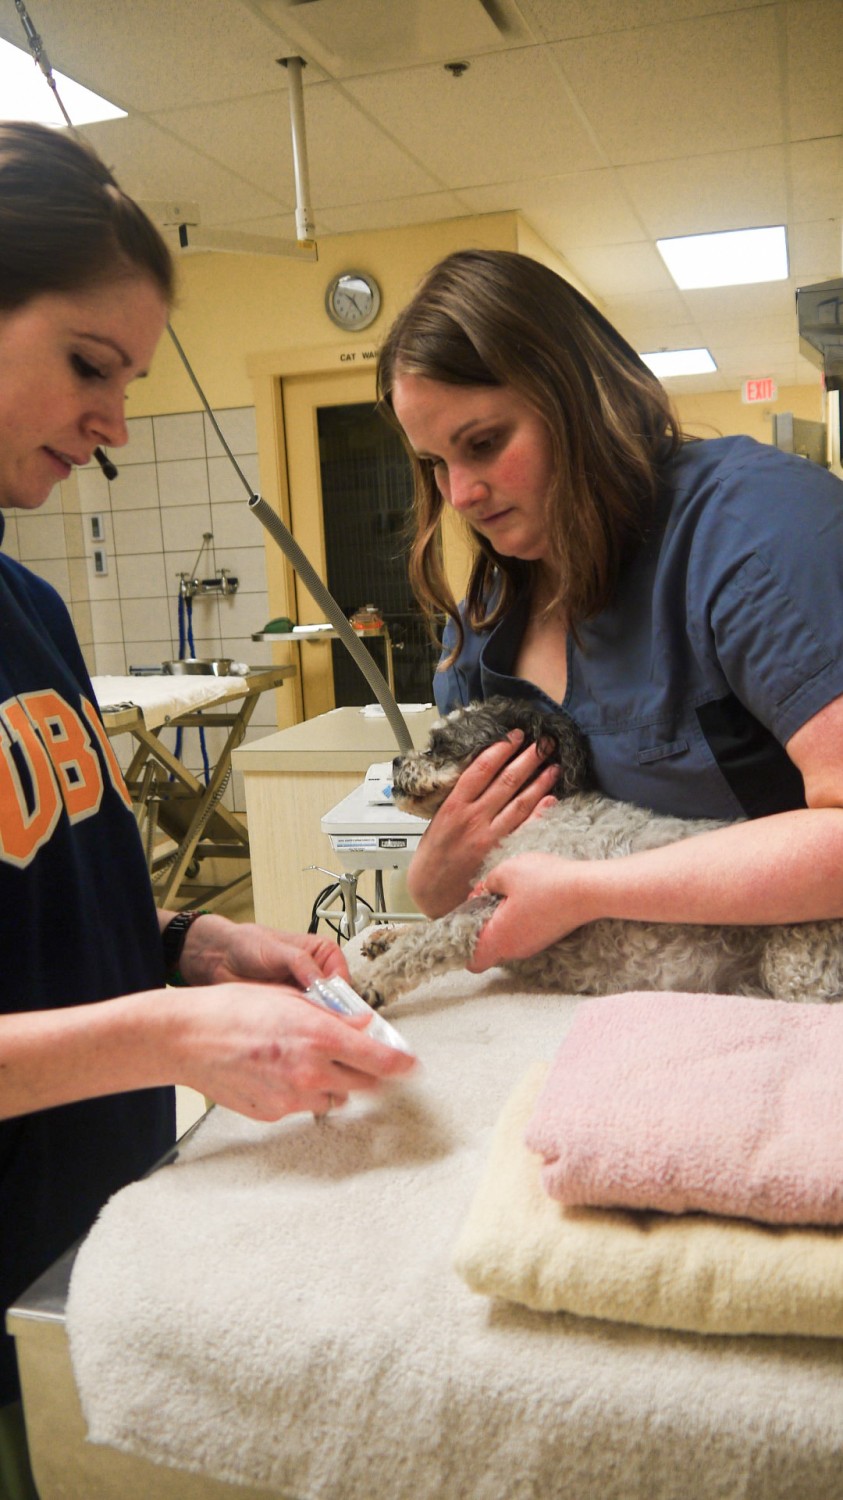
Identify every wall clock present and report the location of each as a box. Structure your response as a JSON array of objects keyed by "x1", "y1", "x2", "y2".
[{"x1": 325, "y1": 270, "x2": 381, "y2": 332}]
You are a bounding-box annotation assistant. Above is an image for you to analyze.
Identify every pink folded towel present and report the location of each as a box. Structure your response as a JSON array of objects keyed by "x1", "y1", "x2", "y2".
[{"x1": 525, "y1": 990, "x2": 843, "y2": 1226}]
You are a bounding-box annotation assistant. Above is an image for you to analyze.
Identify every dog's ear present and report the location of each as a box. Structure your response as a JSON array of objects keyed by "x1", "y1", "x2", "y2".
[
  {"x1": 552, "y1": 717, "x2": 592, "y2": 795},
  {"x1": 528, "y1": 709, "x2": 592, "y2": 796},
  {"x1": 465, "y1": 697, "x2": 591, "y2": 795}
]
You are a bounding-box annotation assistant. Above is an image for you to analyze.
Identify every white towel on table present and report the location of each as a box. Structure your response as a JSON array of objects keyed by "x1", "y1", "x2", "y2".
[{"x1": 91, "y1": 674, "x2": 249, "y2": 730}]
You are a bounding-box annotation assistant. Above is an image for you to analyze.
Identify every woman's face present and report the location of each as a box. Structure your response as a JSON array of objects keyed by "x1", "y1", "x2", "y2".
[
  {"x1": 0, "y1": 275, "x2": 168, "y2": 511},
  {"x1": 391, "y1": 372, "x2": 555, "y2": 563}
]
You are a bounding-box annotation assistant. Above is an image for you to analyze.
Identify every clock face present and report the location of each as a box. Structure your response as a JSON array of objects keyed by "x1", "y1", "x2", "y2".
[{"x1": 326, "y1": 271, "x2": 381, "y2": 332}]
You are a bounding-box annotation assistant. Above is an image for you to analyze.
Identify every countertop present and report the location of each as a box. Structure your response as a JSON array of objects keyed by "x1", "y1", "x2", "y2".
[{"x1": 232, "y1": 703, "x2": 438, "y2": 773}]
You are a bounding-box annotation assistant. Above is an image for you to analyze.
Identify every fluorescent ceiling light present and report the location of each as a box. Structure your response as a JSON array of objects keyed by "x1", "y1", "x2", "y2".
[
  {"x1": 0, "y1": 38, "x2": 126, "y2": 127},
  {"x1": 640, "y1": 348, "x2": 717, "y2": 378},
  {"x1": 657, "y1": 226, "x2": 789, "y2": 290}
]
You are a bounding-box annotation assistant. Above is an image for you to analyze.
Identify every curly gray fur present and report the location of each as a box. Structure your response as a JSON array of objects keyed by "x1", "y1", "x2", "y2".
[{"x1": 353, "y1": 698, "x2": 843, "y2": 1009}]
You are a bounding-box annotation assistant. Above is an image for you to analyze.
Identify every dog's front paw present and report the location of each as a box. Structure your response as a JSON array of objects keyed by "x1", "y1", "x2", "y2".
[
  {"x1": 360, "y1": 925, "x2": 400, "y2": 960},
  {"x1": 357, "y1": 978, "x2": 388, "y2": 1010}
]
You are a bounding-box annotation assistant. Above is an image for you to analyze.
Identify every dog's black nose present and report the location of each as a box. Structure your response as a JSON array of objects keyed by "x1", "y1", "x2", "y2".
[{"x1": 392, "y1": 755, "x2": 404, "y2": 773}]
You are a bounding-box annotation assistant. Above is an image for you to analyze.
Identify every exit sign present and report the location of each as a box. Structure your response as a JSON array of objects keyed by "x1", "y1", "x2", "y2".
[{"x1": 742, "y1": 377, "x2": 777, "y2": 404}]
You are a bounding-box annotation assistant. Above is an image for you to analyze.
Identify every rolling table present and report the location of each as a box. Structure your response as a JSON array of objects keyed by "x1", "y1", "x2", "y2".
[{"x1": 94, "y1": 666, "x2": 296, "y2": 910}]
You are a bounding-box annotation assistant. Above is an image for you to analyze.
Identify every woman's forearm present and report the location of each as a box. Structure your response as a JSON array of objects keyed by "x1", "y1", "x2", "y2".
[
  {"x1": 578, "y1": 807, "x2": 843, "y2": 928},
  {"x1": 473, "y1": 806, "x2": 843, "y2": 971},
  {"x1": 0, "y1": 989, "x2": 174, "y2": 1121}
]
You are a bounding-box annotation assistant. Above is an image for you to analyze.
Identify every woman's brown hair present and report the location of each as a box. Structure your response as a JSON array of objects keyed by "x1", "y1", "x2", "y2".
[
  {"x1": 377, "y1": 248, "x2": 683, "y2": 661},
  {"x1": 0, "y1": 121, "x2": 174, "y2": 310}
]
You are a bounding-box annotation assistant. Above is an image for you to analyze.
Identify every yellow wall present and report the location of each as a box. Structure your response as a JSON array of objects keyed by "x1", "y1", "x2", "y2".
[
  {"x1": 128, "y1": 209, "x2": 827, "y2": 727},
  {"x1": 132, "y1": 211, "x2": 528, "y2": 417},
  {"x1": 133, "y1": 204, "x2": 823, "y2": 444},
  {"x1": 674, "y1": 383, "x2": 824, "y2": 441}
]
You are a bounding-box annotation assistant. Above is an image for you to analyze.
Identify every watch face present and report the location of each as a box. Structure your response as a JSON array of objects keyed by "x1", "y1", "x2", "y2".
[{"x1": 326, "y1": 271, "x2": 381, "y2": 331}]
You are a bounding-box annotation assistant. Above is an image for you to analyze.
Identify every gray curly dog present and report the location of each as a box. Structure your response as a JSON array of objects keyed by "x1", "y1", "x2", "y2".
[{"x1": 353, "y1": 697, "x2": 843, "y2": 1008}]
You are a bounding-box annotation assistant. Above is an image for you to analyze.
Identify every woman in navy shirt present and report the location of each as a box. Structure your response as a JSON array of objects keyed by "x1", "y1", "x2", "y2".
[
  {"x1": 0, "y1": 122, "x2": 413, "y2": 1439},
  {"x1": 377, "y1": 248, "x2": 843, "y2": 971}
]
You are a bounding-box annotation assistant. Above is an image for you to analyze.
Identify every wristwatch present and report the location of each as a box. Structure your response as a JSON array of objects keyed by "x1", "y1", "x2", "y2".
[{"x1": 162, "y1": 909, "x2": 208, "y2": 984}]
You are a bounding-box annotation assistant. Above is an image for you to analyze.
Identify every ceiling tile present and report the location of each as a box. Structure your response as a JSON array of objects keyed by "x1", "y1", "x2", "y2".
[
  {"x1": 1, "y1": 0, "x2": 835, "y2": 396},
  {"x1": 692, "y1": 312, "x2": 798, "y2": 349},
  {"x1": 344, "y1": 50, "x2": 605, "y2": 185},
  {"x1": 562, "y1": 242, "x2": 676, "y2": 296},
  {"x1": 152, "y1": 83, "x2": 441, "y2": 211},
  {"x1": 619, "y1": 147, "x2": 789, "y2": 239},
  {"x1": 0, "y1": 0, "x2": 291, "y2": 113},
  {"x1": 83, "y1": 115, "x2": 287, "y2": 222},
  {"x1": 660, "y1": 369, "x2": 728, "y2": 395},
  {"x1": 786, "y1": 0, "x2": 843, "y2": 140},
  {"x1": 601, "y1": 288, "x2": 700, "y2": 341},
  {"x1": 789, "y1": 137, "x2": 843, "y2": 221},
  {"x1": 551, "y1": 11, "x2": 784, "y2": 166},
  {"x1": 318, "y1": 191, "x2": 471, "y2": 233},
  {"x1": 788, "y1": 219, "x2": 843, "y2": 280},
  {"x1": 520, "y1": 0, "x2": 763, "y2": 42},
  {"x1": 459, "y1": 169, "x2": 646, "y2": 247},
  {"x1": 680, "y1": 281, "x2": 798, "y2": 324}
]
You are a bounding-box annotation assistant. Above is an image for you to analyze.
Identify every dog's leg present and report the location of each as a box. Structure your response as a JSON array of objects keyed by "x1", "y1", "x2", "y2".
[
  {"x1": 351, "y1": 895, "x2": 497, "y2": 1008},
  {"x1": 359, "y1": 925, "x2": 405, "y2": 960}
]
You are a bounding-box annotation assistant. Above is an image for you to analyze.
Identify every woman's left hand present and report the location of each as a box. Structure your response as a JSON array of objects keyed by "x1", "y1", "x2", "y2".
[
  {"x1": 467, "y1": 853, "x2": 590, "y2": 971},
  {"x1": 176, "y1": 915, "x2": 350, "y2": 990}
]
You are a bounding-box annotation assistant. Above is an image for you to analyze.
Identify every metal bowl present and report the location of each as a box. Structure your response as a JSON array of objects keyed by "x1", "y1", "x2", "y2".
[{"x1": 163, "y1": 658, "x2": 233, "y2": 676}]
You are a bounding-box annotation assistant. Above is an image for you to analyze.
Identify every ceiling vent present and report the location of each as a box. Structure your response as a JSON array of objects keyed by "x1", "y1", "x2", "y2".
[{"x1": 253, "y1": 0, "x2": 530, "y2": 74}]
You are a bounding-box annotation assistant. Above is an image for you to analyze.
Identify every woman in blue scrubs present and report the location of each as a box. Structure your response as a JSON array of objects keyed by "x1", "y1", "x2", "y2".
[{"x1": 377, "y1": 248, "x2": 843, "y2": 972}]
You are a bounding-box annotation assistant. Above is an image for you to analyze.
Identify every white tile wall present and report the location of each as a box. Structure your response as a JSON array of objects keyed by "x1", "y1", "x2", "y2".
[
  {"x1": 153, "y1": 412, "x2": 206, "y2": 462},
  {"x1": 13, "y1": 406, "x2": 277, "y2": 813}
]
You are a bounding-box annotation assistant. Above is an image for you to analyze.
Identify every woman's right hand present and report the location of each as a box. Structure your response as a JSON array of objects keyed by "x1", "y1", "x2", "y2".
[
  {"x1": 162, "y1": 982, "x2": 416, "y2": 1121},
  {"x1": 406, "y1": 731, "x2": 560, "y2": 916}
]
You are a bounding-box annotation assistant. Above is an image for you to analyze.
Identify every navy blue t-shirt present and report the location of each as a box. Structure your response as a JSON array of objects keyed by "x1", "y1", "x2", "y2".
[
  {"x1": 0, "y1": 515, "x2": 175, "y2": 1404},
  {"x1": 435, "y1": 436, "x2": 843, "y2": 820}
]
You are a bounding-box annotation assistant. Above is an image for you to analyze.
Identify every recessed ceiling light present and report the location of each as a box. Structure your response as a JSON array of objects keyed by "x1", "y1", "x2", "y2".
[
  {"x1": 640, "y1": 348, "x2": 717, "y2": 378},
  {"x1": 656, "y1": 226, "x2": 789, "y2": 290},
  {"x1": 0, "y1": 38, "x2": 126, "y2": 127}
]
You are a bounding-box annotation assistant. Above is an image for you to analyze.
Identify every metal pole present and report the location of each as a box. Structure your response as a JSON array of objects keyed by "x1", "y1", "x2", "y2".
[
  {"x1": 249, "y1": 495, "x2": 413, "y2": 753},
  {"x1": 282, "y1": 56, "x2": 315, "y2": 245}
]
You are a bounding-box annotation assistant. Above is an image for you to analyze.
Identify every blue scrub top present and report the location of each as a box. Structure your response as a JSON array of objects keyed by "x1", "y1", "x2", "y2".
[{"x1": 434, "y1": 436, "x2": 843, "y2": 822}]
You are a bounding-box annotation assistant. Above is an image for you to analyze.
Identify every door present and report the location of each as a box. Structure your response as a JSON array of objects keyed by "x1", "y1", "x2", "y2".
[{"x1": 282, "y1": 368, "x2": 464, "y2": 719}]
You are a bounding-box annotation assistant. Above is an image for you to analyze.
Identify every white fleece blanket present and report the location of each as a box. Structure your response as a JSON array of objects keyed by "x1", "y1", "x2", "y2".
[{"x1": 66, "y1": 971, "x2": 843, "y2": 1499}]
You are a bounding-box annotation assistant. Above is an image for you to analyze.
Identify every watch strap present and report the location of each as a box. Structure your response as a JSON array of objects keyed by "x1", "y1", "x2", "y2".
[{"x1": 162, "y1": 909, "x2": 208, "y2": 985}]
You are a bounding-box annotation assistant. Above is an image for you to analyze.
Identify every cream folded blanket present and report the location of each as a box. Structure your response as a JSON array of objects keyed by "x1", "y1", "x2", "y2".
[
  {"x1": 525, "y1": 990, "x2": 843, "y2": 1225},
  {"x1": 455, "y1": 1063, "x2": 843, "y2": 1338}
]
